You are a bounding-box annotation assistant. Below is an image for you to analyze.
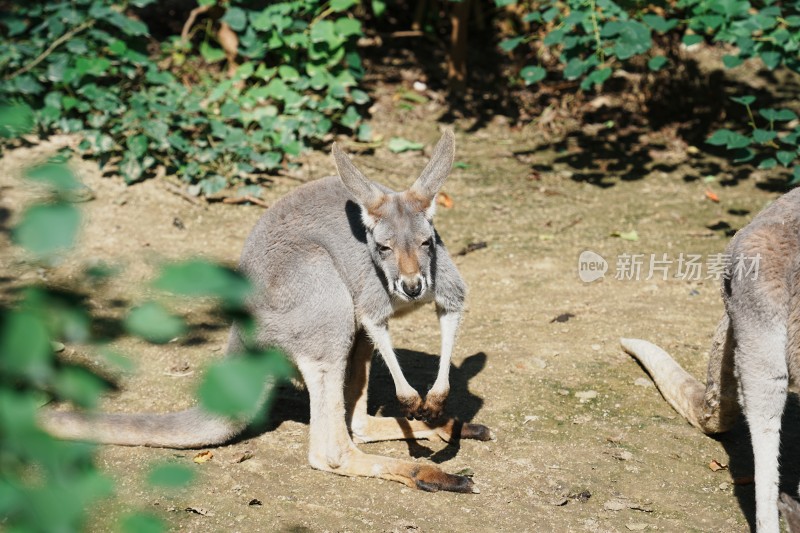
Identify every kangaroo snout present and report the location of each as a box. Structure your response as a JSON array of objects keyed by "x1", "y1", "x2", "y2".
[{"x1": 401, "y1": 278, "x2": 423, "y2": 298}]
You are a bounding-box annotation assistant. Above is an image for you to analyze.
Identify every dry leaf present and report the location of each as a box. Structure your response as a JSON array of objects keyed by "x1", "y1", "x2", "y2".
[
  {"x1": 193, "y1": 450, "x2": 213, "y2": 464},
  {"x1": 436, "y1": 192, "x2": 454, "y2": 208},
  {"x1": 185, "y1": 506, "x2": 214, "y2": 516},
  {"x1": 705, "y1": 189, "x2": 720, "y2": 203},
  {"x1": 708, "y1": 459, "x2": 728, "y2": 472},
  {"x1": 231, "y1": 450, "x2": 254, "y2": 464}
]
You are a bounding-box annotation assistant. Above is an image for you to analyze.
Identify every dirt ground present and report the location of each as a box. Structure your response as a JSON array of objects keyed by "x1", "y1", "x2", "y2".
[{"x1": 1, "y1": 83, "x2": 797, "y2": 532}]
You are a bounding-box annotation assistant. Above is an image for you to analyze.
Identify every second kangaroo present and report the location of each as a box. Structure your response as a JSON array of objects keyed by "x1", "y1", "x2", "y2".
[
  {"x1": 622, "y1": 187, "x2": 800, "y2": 532},
  {"x1": 41, "y1": 130, "x2": 493, "y2": 493}
]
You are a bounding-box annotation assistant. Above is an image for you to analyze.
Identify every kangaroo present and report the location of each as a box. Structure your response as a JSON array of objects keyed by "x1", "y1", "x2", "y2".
[
  {"x1": 621, "y1": 187, "x2": 800, "y2": 532},
  {"x1": 40, "y1": 130, "x2": 493, "y2": 493}
]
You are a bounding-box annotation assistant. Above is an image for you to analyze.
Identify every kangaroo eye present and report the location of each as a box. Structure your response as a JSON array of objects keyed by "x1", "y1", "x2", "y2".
[
  {"x1": 377, "y1": 244, "x2": 392, "y2": 254},
  {"x1": 421, "y1": 238, "x2": 433, "y2": 247}
]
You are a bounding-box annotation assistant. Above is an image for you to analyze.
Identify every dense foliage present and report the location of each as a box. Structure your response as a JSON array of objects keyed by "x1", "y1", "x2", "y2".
[
  {"x1": 0, "y1": 0, "x2": 368, "y2": 195},
  {"x1": 0, "y1": 103, "x2": 292, "y2": 532},
  {"x1": 500, "y1": 0, "x2": 800, "y2": 180}
]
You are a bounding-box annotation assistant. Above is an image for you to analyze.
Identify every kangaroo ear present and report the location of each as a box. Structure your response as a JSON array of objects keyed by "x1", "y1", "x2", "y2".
[
  {"x1": 410, "y1": 129, "x2": 455, "y2": 209},
  {"x1": 332, "y1": 142, "x2": 385, "y2": 228}
]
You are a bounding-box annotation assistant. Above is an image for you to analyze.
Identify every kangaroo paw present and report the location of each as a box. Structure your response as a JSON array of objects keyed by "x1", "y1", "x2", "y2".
[{"x1": 398, "y1": 393, "x2": 424, "y2": 419}]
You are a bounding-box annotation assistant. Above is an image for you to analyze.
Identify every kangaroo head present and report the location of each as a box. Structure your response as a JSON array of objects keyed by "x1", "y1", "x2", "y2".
[{"x1": 332, "y1": 130, "x2": 455, "y2": 301}]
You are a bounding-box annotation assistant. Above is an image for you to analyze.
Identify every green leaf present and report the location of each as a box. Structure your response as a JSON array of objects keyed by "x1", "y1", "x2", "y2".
[
  {"x1": 707, "y1": 129, "x2": 750, "y2": 149},
  {"x1": 154, "y1": 260, "x2": 252, "y2": 307},
  {"x1": 730, "y1": 95, "x2": 755, "y2": 106},
  {"x1": 310, "y1": 20, "x2": 340, "y2": 46},
  {"x1": 563, "y1": 58, "x2": 588, "y2": 80},
  {"x1": 388, "y1": 137, "x2": 424, "y2": 153},
  {"x1": 357, "y1": 123, "x2": 372, "y2": 142},
  {"x1": 682, "y1": 34, "x2": 703, "y2": 46},
  {"x1": 499, "y1": 36, "x2": 524, "y2": 52},
  {"x1": 520, "y1": 65, "x2": 546, "y2": 85},
  {"x1": 200, "y1": 42, "x2": 226, "y2": 63},
  {"x1": 24, "y1": 163, "x2": 81, "y2": 193},
  {"x1": 581, "y1": 67, "x2": 612, "y2": 89},
  {"x1": 777, "y1": 150, "x2": 796, "y2": 167},
  {"x1": 121, "y1": 513, "x2": 165, "y2": 533},
  {"x1": 350, "y1": 89, "x2": 370, "y2": 105},
  {"x1": 278, "y1": 65, "x2": 300, "y2": 82},
  {"x1": 127, "y1": 135, "x2": 149, "y2": 158},
  {"x1": 0, "y1": 310, "x2": 51, "y2": 380},
  {"x1": 199, "y1": 351, "x2": 292, "y2": 418},
  {"x1": 331, "y1": 0, "x2": 358, "y2": 11},
  {"x1": 791, "y1": 166, "x2": 800, "y2": 186},
  {"x1": 334, "y1": 17, "x2": 362, "y2": 37},
  {"x1": 222, "y1": 7, "x2": 248, "y2": 32},
  {"x1": 759, "y1": 108, "x2": 798, "y2": 122},
  {"x1": 53, "y1": 366, "x2": 108, "y2": 408},
  {"x1": 124, "y1": 302, "x2": 186, "y2": 344},
  {"x1": 0, "y1": 102, "x2": 34, "y2": 138},
  {"x1": 147, "y1": 464, "x2": 195, "y2": 488},
  {"x1": 120, "y1": 153, "x2": 144, "y2": 184},
  {"x1": 641, "y1": 14, "x2": 678, "y2": 33},
  {"x1": 753, "y1": 129, "x2": 777, "y2": 143},
  {"x1": 613, "y1": 21, "x2": 652, "y2": 60},
  {"x1": 372, "y1": 0, "x2": 386, "y2": 16},
  {"x1": 723, "y1": 54, "x2": 743, "y2": 68},
  {"x1": 758, "y1": 158, "x2": 777, "y2": 170},
  {"x1": 340, "y1": 106, "x2": 361, "y2": 129},
  {"x1": 759, "y1": 50, "x2": 781, "y2": 70},
  {"x1": 648, "y1": 56, "x2": 668, "y2": 71},
  {"x1": 13, "y1": 203, "x2": 80, "y2": 257}
]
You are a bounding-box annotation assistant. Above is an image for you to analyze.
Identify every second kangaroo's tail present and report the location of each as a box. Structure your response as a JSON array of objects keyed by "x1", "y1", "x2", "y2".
[
  {"x1": 38, "y1": 406, "x2": 247, "y2": 449},
  {"x1": 620, "y1": 314, "x2": 740, "y2": 435}
]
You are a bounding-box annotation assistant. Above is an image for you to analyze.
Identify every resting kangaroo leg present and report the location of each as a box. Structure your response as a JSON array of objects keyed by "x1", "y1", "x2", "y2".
[
  {"x1": 297, "y1": 350, "x2": 478, "y2": 493},
  {"x1": 621, "y1": 313, "x2": 740, "y2": 434},
  {"x1": 345, "y1": 332, "x2": 493, "y2": 444},
  {"x1": 733, "y1": 318, "x2": 787, "y2": 533}
]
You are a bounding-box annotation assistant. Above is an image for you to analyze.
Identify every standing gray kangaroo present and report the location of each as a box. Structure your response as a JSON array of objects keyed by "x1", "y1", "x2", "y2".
[
  {"x1": 621, "y1": 187, "x2": 800, "y2": 531},
  {"x1": 40, "y1": 130, "x2": 493, "y2": 493}
]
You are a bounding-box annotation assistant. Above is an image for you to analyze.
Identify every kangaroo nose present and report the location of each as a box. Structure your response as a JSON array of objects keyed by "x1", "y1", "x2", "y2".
[{"x1": 401, "y1": 280, "x2": 422, "y2": 298}]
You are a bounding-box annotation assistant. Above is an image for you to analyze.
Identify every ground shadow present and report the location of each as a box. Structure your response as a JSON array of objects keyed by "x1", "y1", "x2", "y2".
[
  {"x1": 715, "y1": 395, "x2": 800, "y2": 531},
  {"x1": 250, "y1": 349, "x2": 489, "y2": 462}
]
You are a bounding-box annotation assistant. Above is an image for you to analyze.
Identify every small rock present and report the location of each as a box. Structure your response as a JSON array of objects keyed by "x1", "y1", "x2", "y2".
[
  {"x1": 591, "y1": 344, "x2": 601, "y2": 351},
  {"x1": 523, "y1": 415, "x2": 539, "y2": 425},
  {"x1": 634, "y1": 377, "x2": 653, "y2": 388},
  {"x1": 558, "y1": 389, "x2": 570, "y2": 396},
  {"x1": 530, "y1": 357, "x2": 548, "y2": 369},
  {"x1": 576, "y1": 390, "x2": 598, "y2": 403},
  {"x1": 626, "y1": 524, "x2": 648, "y2": 531},
  {"x1": 719, "y1": 482, "x2": 730, "y2": 491},
  {"x1": 604, "y1": 500, "x2": 626, "y2": 511},
  {"x1": 413, "y1": 81, "x2": 427, "y2": 92},
  {"x1": 612, "y1": 450, "x2": 634, "y2": 461}
]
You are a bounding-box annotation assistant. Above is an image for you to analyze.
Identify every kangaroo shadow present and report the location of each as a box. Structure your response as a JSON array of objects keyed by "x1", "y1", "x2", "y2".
[
  {"x1": 714, "y1": 395, "x2": 800, "y2": 531},
  {"x1": 254, "y1": 350, "x2": 489, "y2": 464}
]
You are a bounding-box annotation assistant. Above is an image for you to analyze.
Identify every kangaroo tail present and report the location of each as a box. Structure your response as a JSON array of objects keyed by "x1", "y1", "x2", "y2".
[
  {"x1": 620, "y1": 314, "x2": 740, "y2": 435},
  {"x1": 38, "y1": 406, "x2": 247, "y2": 449}
]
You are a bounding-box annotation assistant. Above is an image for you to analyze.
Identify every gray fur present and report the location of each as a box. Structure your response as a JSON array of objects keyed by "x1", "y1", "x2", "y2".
[
  {"x1": 40, "y1": 131, "x2": 477, "y2": 491},
  {"x1": 622, "y1": 187, "x2": 800, "y2": 532}
]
